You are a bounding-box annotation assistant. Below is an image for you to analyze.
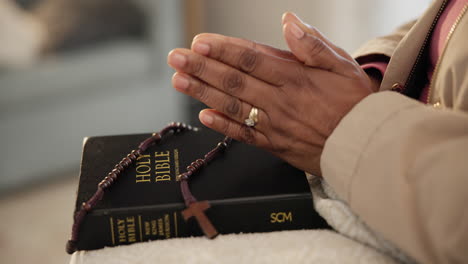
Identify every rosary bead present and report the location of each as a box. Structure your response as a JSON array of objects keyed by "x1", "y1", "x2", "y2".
[
  {"x1": 122, "y1": 157, "x2": 131, "y2": 166},
  {"x1": 109, "y1": 172, "x2": 117, "y2": 179},
  {"x1": 134, "y1": 149, "x2": 142, "y2": 156},
  {"x1": 177, "y1": 172, "x2": 190, "y2": 181},
  {"x1": 151, "y1": 133, "x2": 162, "y2": 144},
  {"x1": 98, "y1": 181, "x2": 106, "y2": 189},
  {"x1": 115, "y1": 164, "x2": 124, "y2": 171},
  {"x1": 218, "y1": 141, "x2": 229, "y2": 150},
  {"x1": 82, "y1": 202, "x2": 91, "y2": 211}
]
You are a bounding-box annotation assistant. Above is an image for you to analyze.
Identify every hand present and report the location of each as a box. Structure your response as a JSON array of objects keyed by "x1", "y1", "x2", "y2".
[{"x1": 167, "y1": 13, "x2": 374, "y2": 176}]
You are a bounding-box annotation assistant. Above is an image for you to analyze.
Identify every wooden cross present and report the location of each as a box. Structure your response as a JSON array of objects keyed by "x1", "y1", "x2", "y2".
[{"x1": 182, "y1": 200, "x2": 218, "y2": 238}]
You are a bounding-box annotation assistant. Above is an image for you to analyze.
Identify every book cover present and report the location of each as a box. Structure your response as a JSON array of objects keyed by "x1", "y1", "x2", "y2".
[{"x1": 73, "y1": 128, "x2": 329, "y2": 251}]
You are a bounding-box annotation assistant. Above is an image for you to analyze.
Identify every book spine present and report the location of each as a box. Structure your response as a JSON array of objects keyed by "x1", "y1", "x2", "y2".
[{"x1": 76, "y1": 194, "x2": 328, "y2": 251}]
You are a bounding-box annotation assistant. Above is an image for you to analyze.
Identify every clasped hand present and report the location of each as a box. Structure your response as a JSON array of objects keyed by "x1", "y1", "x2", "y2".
[{"x1": 168, "y1": 13, "x2": 374, "y2": 176}]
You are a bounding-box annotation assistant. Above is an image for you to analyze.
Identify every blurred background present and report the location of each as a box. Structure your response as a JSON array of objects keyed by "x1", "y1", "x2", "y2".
[{"x1": 0, "y1": 0, "x2": 429, "y2": 263}]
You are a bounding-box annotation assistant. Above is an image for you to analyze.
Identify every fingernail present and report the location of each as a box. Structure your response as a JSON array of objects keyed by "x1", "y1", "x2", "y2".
[
  {"x1": 200, "y1": 111, "x2": 214, "y2": 125},
  {"x1": 193, "y1": 42, "x2": 210, "y2": 55},
  {"x1": 168, "y1": 51, "x2": 187, "y2": 68},
  {"x1": 172, "y1": 73, "x2": 190, "y2": 91},
  {"x1": 281, "y1": 11, "x2": 294, "y2": 24},
  {"x1": 292, "y1": 13, "x2": 310, "y2": 28},
  {"x1": 281, "y1": 12, "x2": 289, "y2": 24},
  {"x1": 290, "y1": 12, "x2": 300, "y2": 21},
  {"x1": 290, "y1": 23, "x2": 304, "y2": 39}
]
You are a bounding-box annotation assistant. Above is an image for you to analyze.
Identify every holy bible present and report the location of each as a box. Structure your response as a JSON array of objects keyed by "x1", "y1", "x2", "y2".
[{"x1": 71, "y1": 128, "x2": 329, "y2": 251}]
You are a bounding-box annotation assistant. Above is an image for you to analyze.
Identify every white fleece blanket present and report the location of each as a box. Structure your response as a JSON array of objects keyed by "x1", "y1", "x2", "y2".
[{"x1": 69, "y1": 176, "x2": 414, "y2": 264}]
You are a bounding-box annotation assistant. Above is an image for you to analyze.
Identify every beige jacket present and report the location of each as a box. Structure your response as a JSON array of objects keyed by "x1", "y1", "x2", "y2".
[{"x1": 321, "y1": 1, "x2": 468, "y2": 263}]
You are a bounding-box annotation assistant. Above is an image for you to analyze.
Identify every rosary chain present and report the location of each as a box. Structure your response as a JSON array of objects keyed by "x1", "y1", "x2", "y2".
[{"x1": 67, "y1": 122, "x2": 231, "y2": 254}]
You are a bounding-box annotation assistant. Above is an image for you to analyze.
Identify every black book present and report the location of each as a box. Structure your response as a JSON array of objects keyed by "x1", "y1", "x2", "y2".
[{"x1": 73, "y1": 128, "x2": 329, "y2": 251}]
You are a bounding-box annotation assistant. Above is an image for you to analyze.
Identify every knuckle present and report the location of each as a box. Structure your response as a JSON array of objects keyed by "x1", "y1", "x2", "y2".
[
  {"x1": 290, "y1": 65, "x2": 311, "y2": 88},
  {"x1": 268, "y1": 135, "x2": 291, "y2": 155},
  {"x1": 238, "y1": 48, "x2": 259, "y2": 73},
  {"x1": 213, "y1": 42, "x2": 226, "y2": 61},
  {"x1": 271, "y1": 143, "x2": 288, "y2": 155},
  {"x1": 306, "y1": 37, "x2": 326, "y2": 57},
  {"x1": 222, "y1": 70, "x2": 245, "y2": 93},
  {"x1": 240, "y1": 126, "x2": 256, "y2": 145},
  {"x1": 221, "y1": 118, "x2": 233, "y2": 136},
  {"x1": 222, "y1": 97, "x2": 242, "y2": 118},
  {"x1": 270, "y1": 68, "x2": 288, "y2": 86},
  {"x1": 190, "y1": 56, "x2": 206, "y2": 77},
  {"x1": 194, "y1": 81, "x2": 209, "y2": 102}
]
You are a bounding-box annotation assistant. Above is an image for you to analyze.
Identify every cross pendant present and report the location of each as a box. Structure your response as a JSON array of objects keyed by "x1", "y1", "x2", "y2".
[{"x1": 181, "y1": 200, "x2": 218, "y2": 238}]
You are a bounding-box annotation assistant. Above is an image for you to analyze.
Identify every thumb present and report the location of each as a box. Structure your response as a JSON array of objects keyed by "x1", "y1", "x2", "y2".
[
  {"x1": 282, "y1": 21, "x2": 354, "y2": 75},
  {"x1": 281, "y1": 12, "x2": 354, "y2": 61}
]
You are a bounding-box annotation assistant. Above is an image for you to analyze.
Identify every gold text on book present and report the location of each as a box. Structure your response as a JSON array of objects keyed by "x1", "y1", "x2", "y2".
[
  {"x1": 116, "y1": 217, "x2": 137, "y2": 243},
  {"x1": 155, "y1": 151, "x2": 171, "y2": 182},
  {"x1": 134, "y1": 150, "x2": 175, "y2": 183},
  {"x1": 270, "y1": 212, "x2": 293, "y2": 223}
]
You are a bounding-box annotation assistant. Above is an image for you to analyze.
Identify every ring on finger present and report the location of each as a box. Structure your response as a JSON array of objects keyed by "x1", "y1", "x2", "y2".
[{"x1": 244, "y1": 106, "x2": 259, "y2": 127}]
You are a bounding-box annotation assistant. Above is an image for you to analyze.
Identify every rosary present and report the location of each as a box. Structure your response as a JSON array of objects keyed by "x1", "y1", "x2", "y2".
[{"x1": 66, "y1": 122, "x2": 232, "y2": 254}]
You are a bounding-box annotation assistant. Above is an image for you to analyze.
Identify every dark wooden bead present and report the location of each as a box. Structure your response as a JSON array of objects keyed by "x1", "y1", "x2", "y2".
[
  {"x1": 109, "y1": 172, "x2": 117, "y2": 179},
  {"x1": 115, "y1": 164, "x2": 124, "y2": 171},
  {"x1": 98, "y1": 181, "x2": 109, "y2": 189},
  {"x1": 134, "y1": 149, "x2": 142, "y2": 156},
  {"x1": 122, "y1": 157, "x2": 131, "y2": 166},
  {"x1": 82, "y1": 202, "x2": 91, "y2": 211}
]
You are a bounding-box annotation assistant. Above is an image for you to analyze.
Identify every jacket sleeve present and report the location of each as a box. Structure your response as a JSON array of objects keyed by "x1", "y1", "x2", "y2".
[
  {"x1": 352, "y1": 20, "x2": 417, "y2": 62},
  {"x1": 320, "y1": 91, "x2": 468, "y2": 264}
]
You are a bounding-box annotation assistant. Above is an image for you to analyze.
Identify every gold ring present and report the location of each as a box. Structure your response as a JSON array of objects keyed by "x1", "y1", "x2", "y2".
[{"x1": 244, "y1": 107, "x2": 259, "y2": 127}]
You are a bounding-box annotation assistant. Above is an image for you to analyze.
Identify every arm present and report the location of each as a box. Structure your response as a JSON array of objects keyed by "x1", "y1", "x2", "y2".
[
  {"x1": 321, "y1": 91, "x2": 468, "y2": 264},
  {"x1": 323, "y1": 17, "x2": 468, "y2": 264},
  {"x1": 282, "y1": 13, "x2": 468, "y2": 263}
]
